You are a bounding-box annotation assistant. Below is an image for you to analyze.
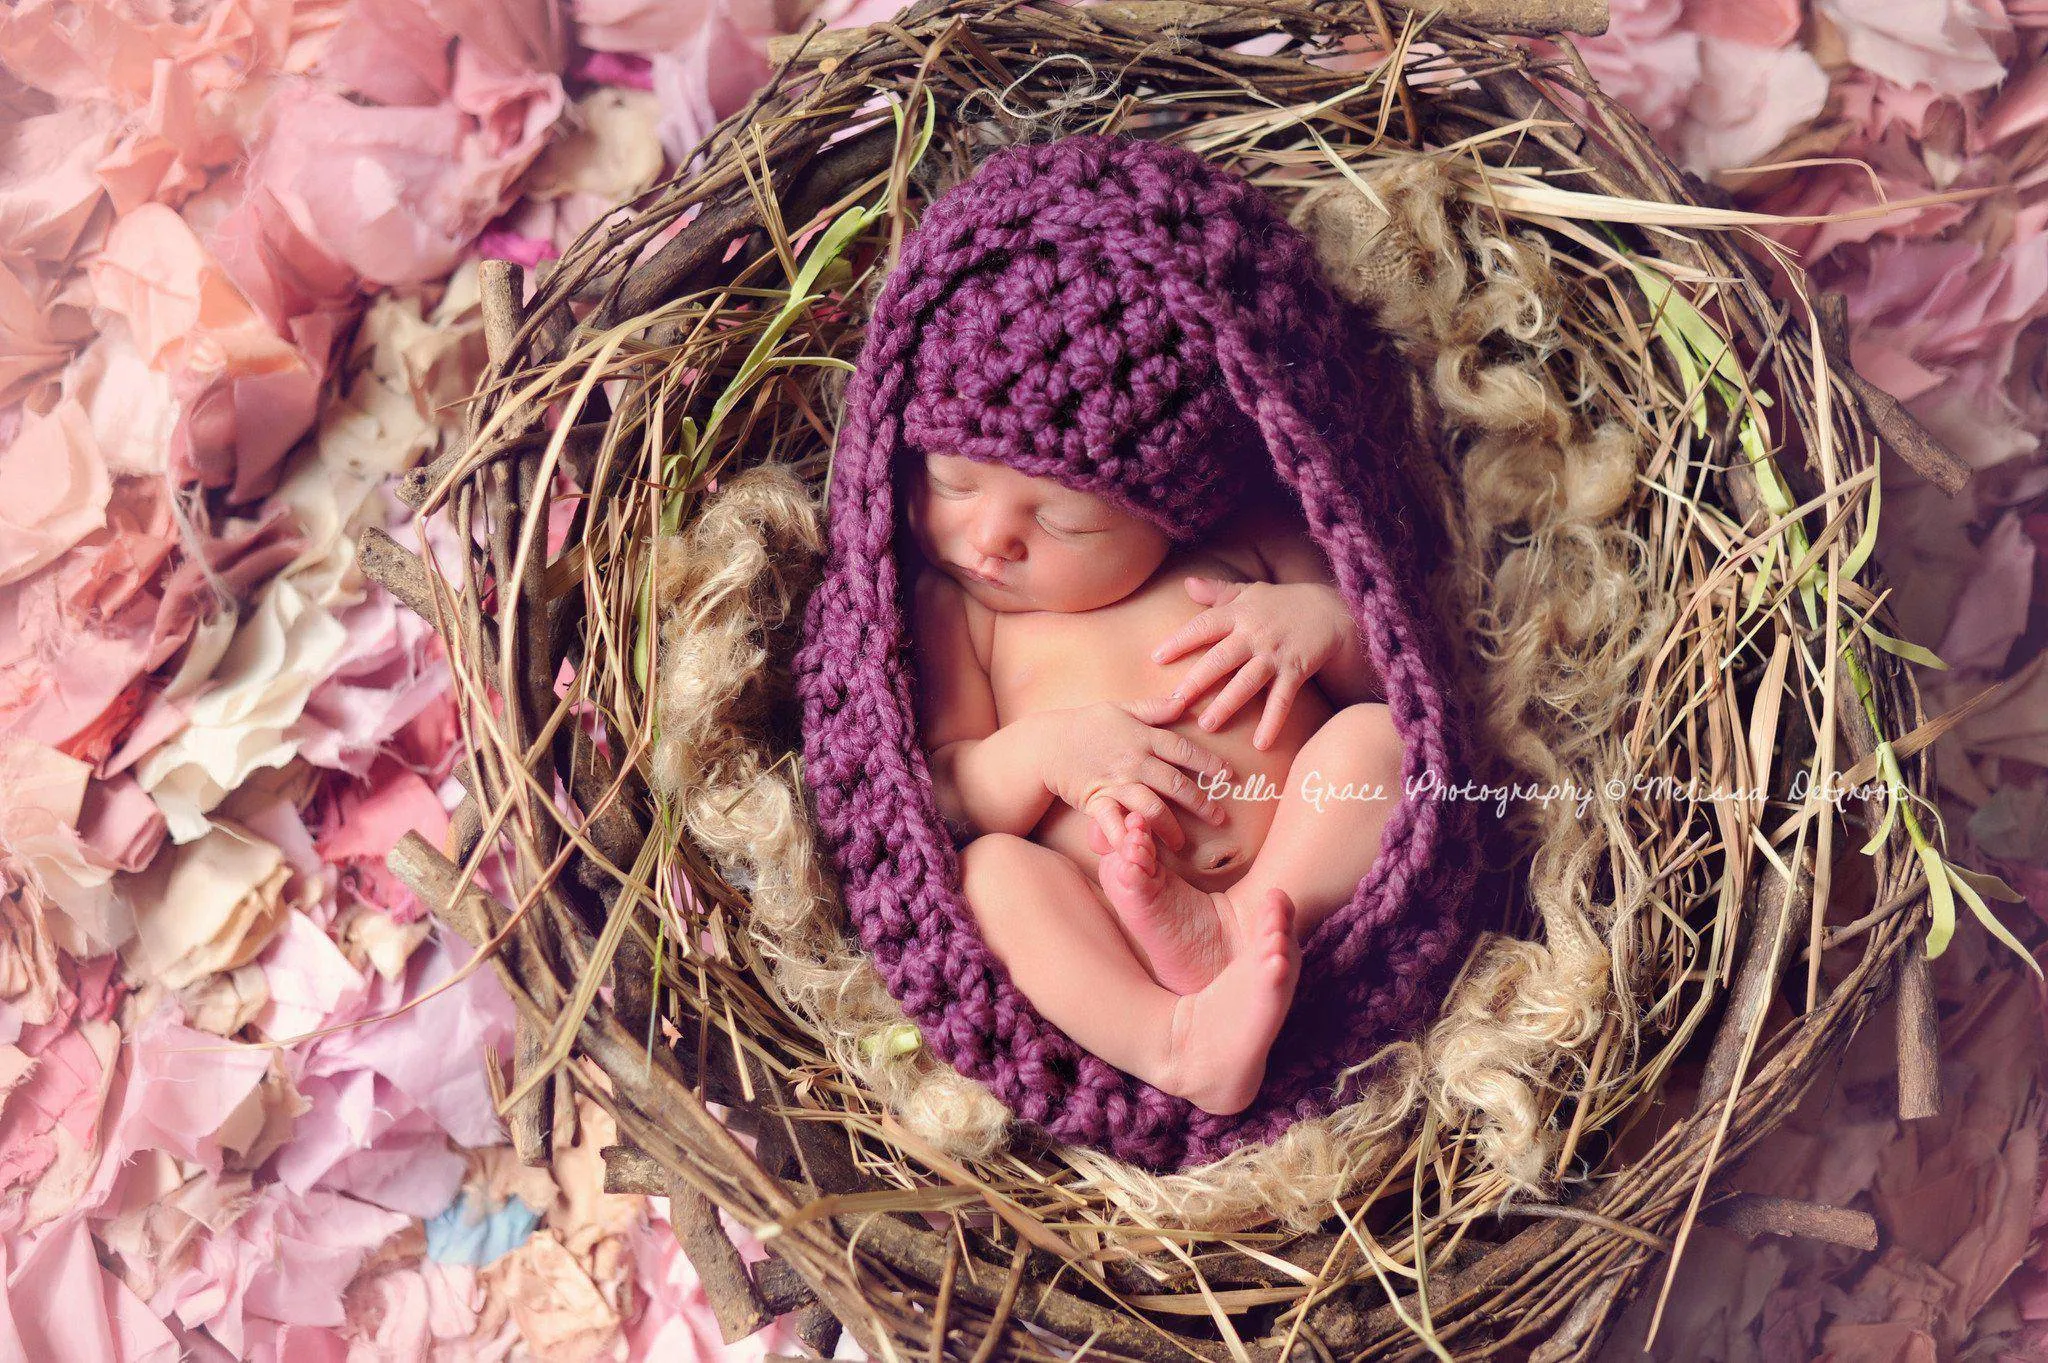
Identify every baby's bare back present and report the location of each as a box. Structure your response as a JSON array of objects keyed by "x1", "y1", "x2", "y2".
[{"x1": 985, "y1": 543, "x2": 1337, "y2": 889}]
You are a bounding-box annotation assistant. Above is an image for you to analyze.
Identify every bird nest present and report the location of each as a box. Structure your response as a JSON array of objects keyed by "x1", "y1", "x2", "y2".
[{"x1": 364, "y1": 1, "x2": 1974, "y2": 1357}]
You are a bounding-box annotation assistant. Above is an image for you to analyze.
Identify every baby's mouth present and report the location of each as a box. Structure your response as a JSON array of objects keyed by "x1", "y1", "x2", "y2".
[{"x1": 958, "y1": 563, "x2": 1009, "y2": 588}]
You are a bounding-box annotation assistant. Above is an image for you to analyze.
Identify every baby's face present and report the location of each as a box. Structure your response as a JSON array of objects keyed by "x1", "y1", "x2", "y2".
[{"x1": 905, "y1": 452, "x2": 1171, "y2": 612}]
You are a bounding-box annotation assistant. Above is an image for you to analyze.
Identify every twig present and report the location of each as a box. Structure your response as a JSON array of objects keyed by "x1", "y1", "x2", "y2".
[
  {"x1": 1894, "y1": 947, "x2": 1942, "y2": 1120},
  {"x1": 1706, "y1": 1194, "x2": 1879, "y2": 1251},
  {"x1": 671, "y1": 1174, "x2": 777, "y2": 1342}
]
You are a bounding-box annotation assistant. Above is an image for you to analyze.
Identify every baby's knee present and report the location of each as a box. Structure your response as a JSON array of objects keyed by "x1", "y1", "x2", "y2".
[
  {"x1": 1324, "y1": 703, "x2": 1403, "y2": 765},
  {"x1": 958, "y1": 833, "x2": 1037, "y2": 892}
]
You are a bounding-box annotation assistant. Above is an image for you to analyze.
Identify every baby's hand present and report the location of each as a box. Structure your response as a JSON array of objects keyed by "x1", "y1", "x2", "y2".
[
  {"x1": 1151, "y1": 579, "x2": 1351, "y2": 749},
  {"x1": 1028, "y1": 699, "x2": 1236, "y2": 854}
]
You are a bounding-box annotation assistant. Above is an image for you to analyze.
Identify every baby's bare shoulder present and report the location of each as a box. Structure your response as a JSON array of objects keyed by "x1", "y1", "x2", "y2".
[
  {"x1": 908, "y1": 565, "x2": 999, "y2": 749},
  {"x1": 910, "y1": 565, "x2": 993, "y2": 672}
]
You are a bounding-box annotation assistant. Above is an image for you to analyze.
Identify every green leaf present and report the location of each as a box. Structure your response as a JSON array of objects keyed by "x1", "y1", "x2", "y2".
[
  {"x1": 1630, "y1": 263, "x2": 1740, "y2": 412},
  {"x1": 1947, "y1": 861, "x2": 2043, "y2": 978},
  {"x1": 698, "y1": 200, "x2": 881, "y2": 455},
  {"x1": 1841, "y1": 468, "x2": 1882, "y2": 580},
  {"x1": 1861, "y1": 621, "x2": 1949, "y2": 670},
  {"x1": 1740, "y1": 537, "x2": 1776, "y2": 620},
  {"x1": 634, "y1": 569, "x2": 654, "y2": 696},
  {"x1": 1916, "y1": 837, "x2": 1955, "y2": 959},
  {"x1": 1797, "y1": 576, "x2": 1819, "y2": 633},
  {"x1": 1951, "y1": 865, "x2": 2026, "y2": 903},
  {"x1": 1738, "y1": 412, "x2": 1796, "y2": 518}
]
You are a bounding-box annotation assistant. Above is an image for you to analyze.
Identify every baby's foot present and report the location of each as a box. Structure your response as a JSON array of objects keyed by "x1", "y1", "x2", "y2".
[
  {"x1": 1095, "y1": 814, "x2": 1230, "y2": 995},
  {"x1": 1161, "y1": 890, "x2": 1302, "y2": 1116}
]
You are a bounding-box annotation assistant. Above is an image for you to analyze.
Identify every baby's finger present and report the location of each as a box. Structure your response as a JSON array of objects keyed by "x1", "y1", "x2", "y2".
[
  {"x1": 1086, "y1": 797, "x2": 1127, "y2": 854},
  {"x1": 1184, "y1": 576, "x2": 1245, "y2": 605},
  {"x1": 1087, "y1": 820, "x2": 1114, "y2": 856},
  {"x1": 1141, "y1": 756, "x2": 1227, "y2": 826},
  {"x1": 1197, "y1": 657, "x2": 1276, "y2": 733},
  {"x1": 1150, "y1": 608, "x2": 1230, "y2": 667},
  {"x1": 1116, "y1": 783, "x2": 1187, "y2": 850},
  {"x1": 1149, "y1": 728, "x2": 1233, "y2": 784},
  {"x1": 1097, "y1": 781, "x2": 1179, "y2": 843},
  {"x1": 1170, "y1": 636, "x2": 1251, "y2": 705},
  {"x1": 1254, "y1": 667, "x2": 1302, "y2": 751}
]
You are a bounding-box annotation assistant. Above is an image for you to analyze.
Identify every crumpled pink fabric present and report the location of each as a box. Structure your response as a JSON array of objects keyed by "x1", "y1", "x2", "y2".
[
  {"x1": 0, "y1": 400, "x2": 111, "y2": 588},
  {"x1": 0, "y1": 102, "x2": 117, "y2": 265},
  {"x1": 1680, "y1": 0, "x2": 1801, "y2": 48},
  {"x1": 271, "y1": 931, "x2": 512, "y2": 1207},
  {"x1": 571, "y1": 0, "x2": 777, "y2": 164},
  {"x1": 0, "y1": 261, "x2": 94, "y2": 410},
  {"x1": 148, "y1": 1182, "x2": 411, "y2": 1358},
  {"x1": 87, "y1": 204, "x2": 323, "y2": 503},
  {"x1": 1570, "y1": 0, "x2": 1830, "y2": 175},
  {"x1": 1815, "y1": 0, "x2": 2012, "y2": 98},
  {"x1": 1576, "y1": 0, "x2": 1702, "y2": 136},
  {"x1": 249, "y1": 0, "x2": 568, "y2": 286},
  {"x1": 1844, "y1": 218, "x2": 2048, "y2": 472},
  {"x1": 0, "y1": 489, "x2": 303, "y2": 761},
  {"x1": 1, "y1": 1216, "x2": 179, "y2": 1363},
  {"x1": 292, "y1": 593, "x2": 452, "y2": 775},
  {"x1": 1937, "y1": 511, "x2": 2037, "y2": 673},
  {"x1": 99, "y1": 1005, "x2": 275, "y2": 1178}
]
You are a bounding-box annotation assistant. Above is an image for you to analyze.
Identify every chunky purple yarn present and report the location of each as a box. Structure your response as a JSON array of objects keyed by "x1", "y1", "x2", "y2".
[{"x1": 791, "y1": 134, "x2": 1479, "y2": 1172}]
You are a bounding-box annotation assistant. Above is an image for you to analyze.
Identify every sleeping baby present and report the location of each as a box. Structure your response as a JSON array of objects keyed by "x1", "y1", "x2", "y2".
[
  {"x1": 794, "y1": 133, "x2": 1477, "y2": 1167},
  {"x1": 906, "y1": 448, "x2": 1405, "y2": 1118}
]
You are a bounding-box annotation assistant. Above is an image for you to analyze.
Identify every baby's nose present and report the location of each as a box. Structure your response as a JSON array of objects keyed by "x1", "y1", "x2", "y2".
[{"x1": 968, "y1": 518, "x2": 1023, "y2": 558}]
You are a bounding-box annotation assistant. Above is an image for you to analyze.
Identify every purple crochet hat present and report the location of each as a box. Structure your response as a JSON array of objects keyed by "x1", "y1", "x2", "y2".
[{"x1": 793, "y1": 134, "x2": 1479, "y2": 1172}]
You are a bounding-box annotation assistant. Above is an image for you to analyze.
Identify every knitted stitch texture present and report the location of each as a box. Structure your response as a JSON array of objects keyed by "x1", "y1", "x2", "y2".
[{"x1": 791, "y1": 134, "x2": 1479, "y2": 1172}]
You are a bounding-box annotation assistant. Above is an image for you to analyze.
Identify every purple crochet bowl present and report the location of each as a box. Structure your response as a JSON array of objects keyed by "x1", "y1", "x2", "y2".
[{"x1": 791, "y1": 134, "x2": 1479, "y2": 1172}]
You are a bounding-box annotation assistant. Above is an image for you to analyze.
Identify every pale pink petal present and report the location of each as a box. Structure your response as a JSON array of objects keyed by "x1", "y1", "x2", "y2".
[
  {"x1": 256, "y1": 911, "x2": 368, "y2": 1041},
  {"x1": 1, "y1": 1218, "x2": 179, "y2": 1363},
  {"x1": 316, "y1": 767, "x2": 452, "y2": 864},
  {"x1": 1680, "y1": 0, "x2": 1800, "y2": 48},
  {"x1": 650, "y1": 9, "x2": 774, "y2": 164},
  {"x1": 254, "y1": 83, "x2": 563, "y2": 286},
  {"x1": 1678, "y1": 38, "x2": 1830, "y2": 174},
  {"x1": 0, "y1": 102, "x2": 116, "y2": 264},
  {"x1": 0, "y1": 400, "x2": 110, "y2": 587},
  {"x1": 292, "y1": 593, "x2": 451, "y2": 777},
  {"x1": 318, "y1": 0, "x2": 454, "y2": 106},
  {"x1": 1977, "y1": 59, "x2": 2048, "y2": 148},
  {"x1": 1573, "y1": 0, "x2": 1701, "y2": 135},
  {"x1": 1813, "y1": 0, "x2": 2010, "y2": 97}
]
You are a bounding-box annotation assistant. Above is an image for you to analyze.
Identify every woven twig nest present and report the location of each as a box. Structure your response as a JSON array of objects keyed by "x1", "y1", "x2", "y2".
[{"x1": 365, "y1": 1, "x2": 1973, "y2": 1356}]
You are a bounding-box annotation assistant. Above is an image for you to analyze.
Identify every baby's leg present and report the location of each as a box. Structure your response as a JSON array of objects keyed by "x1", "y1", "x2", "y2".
[
  {"x1": 1099, "y1": 703, "x2": 1405, "y2": 993},
  {"x1": 1226, "y1": 702, "x2": 1405, "y2": 945},
  {"x1": 958, "y1": 833, "x2": 1302, "y2": 1115}
]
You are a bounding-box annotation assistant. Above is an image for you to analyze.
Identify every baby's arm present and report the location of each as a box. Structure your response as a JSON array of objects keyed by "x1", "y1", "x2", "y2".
[
  {"x1": 910, "y1": 568, "x2": 1058, "y2": 842},
  {"x1": 1237, "y1": 492, "x2": 1384, "y2": 706}
]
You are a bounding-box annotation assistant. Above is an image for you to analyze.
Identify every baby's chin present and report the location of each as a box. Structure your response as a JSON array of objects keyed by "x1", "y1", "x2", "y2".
[
  {"x1": 947, "y1": 568, "x2": 1090, "y2": 613},
  {"x1": 953, "y1": 572, "x2": 1041, "y2": 612}
]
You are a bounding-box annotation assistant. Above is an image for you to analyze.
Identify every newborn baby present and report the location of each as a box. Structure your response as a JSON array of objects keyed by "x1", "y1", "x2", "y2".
[{"x1": 907, "y1": 448, "x2": 1405, "y2": 1117}]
